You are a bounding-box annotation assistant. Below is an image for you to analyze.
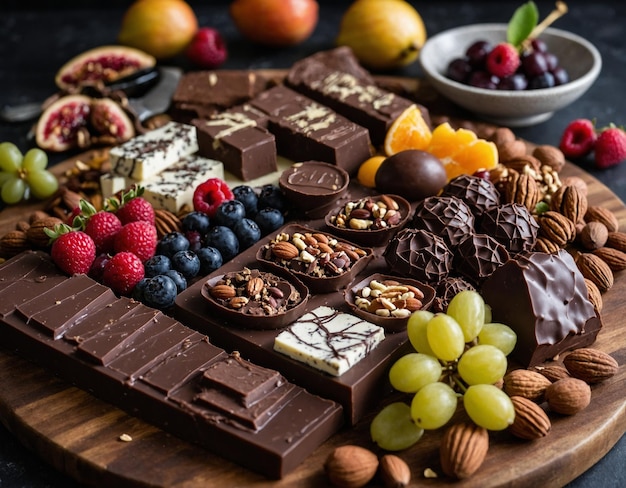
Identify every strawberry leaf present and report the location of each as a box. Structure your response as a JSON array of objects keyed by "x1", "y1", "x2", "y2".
[{"x1": 507, "y1": 1, "x2": 539, "y2": 48}]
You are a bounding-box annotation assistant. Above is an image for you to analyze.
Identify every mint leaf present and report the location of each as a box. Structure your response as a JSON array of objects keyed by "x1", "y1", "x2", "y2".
[{"x1": 507, "y1": 1, "x2": 539, "y2": 48}]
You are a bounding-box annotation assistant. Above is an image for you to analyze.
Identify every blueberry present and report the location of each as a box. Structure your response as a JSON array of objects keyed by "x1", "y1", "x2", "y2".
[
  {"x1": 232, "y1": 185, "x2": 259, "y2": 216},
  {"x1": 171, "y1": 250, "x2": 201, "y2": 279},
  {"x1": 196, "y1": 246, "x2": 223, "y2": 275},
  {"x1": 132, "y1": 277, "x2": 150, "y2": 302},
  {"x1": 214, "y1": 199, "x2": 246, "y2": 228},
  {"x1": 258, "y1": 184, "x2": 287, "y2": 212},
  {"x1": 142, "y1": 275, "x2": 178, "y2": 309},
  {"x1": 254, "y1": 207, "x2": 285, "y2": 235},
  {"x1": 164, "y1": 269, "x2": 187, "y2": 293},
  {"x1": 204, "y1": 225, "x2": 239, "y2": 262},
  {"x1": 156, "y1": 231, "x2": 189, "y2": 258},
  {"x1": 233, "y1": 217, "x2": 262, "y2": 249},
  {"x1": 182, "y1": 211, "x2": 211, "y2": 234},
  {"x1": 144, "y1": 254, "x2": 171, "y2": 278}
]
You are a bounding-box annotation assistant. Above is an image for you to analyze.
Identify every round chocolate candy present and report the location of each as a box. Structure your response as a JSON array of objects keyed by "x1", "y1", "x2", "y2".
[
  {"x1": 479, "y1": 203, "x2": 539, "y2": 254},
  {"x1": 440, "y1": 174, "x2": 501, "y2": 219},
  {"x1": 453, "y1": 233, "x2": 510, "y2": 286},
  {"x1": 410, "y1": 195, "x2": 475, "y2": 250},
  {"x1": 374, "y1": 150, "x2": 447, "y2": 201}
]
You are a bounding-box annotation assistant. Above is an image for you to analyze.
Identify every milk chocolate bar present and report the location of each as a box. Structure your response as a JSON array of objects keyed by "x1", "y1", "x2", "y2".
[
  {"x1": 249, "y1": 85, "x2": 372, "y2": 175},
  {"x1": 285, "y1": 52, "x2": 420, "y2": 145},
  {"x1": 0, "y1": 251, "x2": 343, "y2": 479}
]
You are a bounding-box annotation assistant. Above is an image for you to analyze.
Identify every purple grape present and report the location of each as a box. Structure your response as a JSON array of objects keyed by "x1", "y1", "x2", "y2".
[
  {"x1": 530, "y1": 38, "x2": 548, "y2": 53},
  {"x1": 468, "y1": 71, "x2": 499, "y2": 90},
  {"x1": 544, "y1": 52, "x2": 559, "y2": 71},
  {"x1": 552, "y1": 67, "x2": 570, "y2": 85},
  {"x1": 528, "y1": 72, "x2": 556, "y2": 89},
  {"x1": 521, "y1": 51, "x2": 549, "y2": 77},
  {"x1": 498, "y1": 73, "x2": 528, "y2": 91},
  {"x1": 465, "y1": 40, "x2": 492, "y2": 67},
  {"x1": 446, "y1": 58, "x2": 472, "y2": 83}
]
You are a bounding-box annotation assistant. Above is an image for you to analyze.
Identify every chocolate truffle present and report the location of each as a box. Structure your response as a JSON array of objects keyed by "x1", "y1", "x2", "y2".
[
  {"x1": 454, "y1": 233, "x2": 510, "y2": 286},
  {"x1": 481, "y1": 250, "x2": 602, "y2": 367},
  {"x1": 383, "y1": 228, "x2": 452, "y2": 284},
  {"x1": 432, "y1": 276, "x2": 476, "y2": 313},
  {"x1": 440, "y1": 174, "x2": 501, "y2": 219},
  {"x1": 410, "y1": 195, "x2": 475, "y2": 250},
  {"x1": 479, "y1": 203, "x2": 539, "y2": 254},
  {"x1": 375, "y1": 150, "x2": 447, "y2": 202}
]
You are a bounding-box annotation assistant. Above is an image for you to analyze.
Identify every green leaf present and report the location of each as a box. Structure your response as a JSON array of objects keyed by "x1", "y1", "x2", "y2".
[{"x1": 507, "y1": 1, "x2": 539, "y2": 48}]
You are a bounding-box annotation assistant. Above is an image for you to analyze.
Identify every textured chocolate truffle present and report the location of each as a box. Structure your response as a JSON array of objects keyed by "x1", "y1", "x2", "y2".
[
  {"x1": 481, "y1": 250, "x2": 602, "y2": 367},
  {"x1": 454, "y1": 233, "x2": 510, "y2": 286},
  {"x1": 432, "y1": 276, "x2": 476, "y2": 313},
  {"x1": 440, "y1": 174, "x2": 501, "y2": 219},
  {"x1": 479, "y1": 203, "x2": 539, "y2": 254},
  {"x1": 383, "y1": 228, "x2": 452, "y2": 284},
  {"x1": 410, "y1": 195, "x2": 475, "y2": 250}
]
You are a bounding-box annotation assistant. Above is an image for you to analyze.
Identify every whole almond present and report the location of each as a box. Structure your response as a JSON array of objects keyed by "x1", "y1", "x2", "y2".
[
  {"x1": 440, "y1": 422, "x2": 489, "y2": 480},
  {"x1": 379, "y1": 454, "x2": 411, "y2": 488},
  {"x1": 26, "y1": 216, "x2": 63, "y2": 248},
  {"x1": 0, "y1": 230, "x2": 29, "y2": 258},
  {"x1": 576, "y1": 252, "x2": 614, "y2": 292},
  {"x1": 563, "y1": 348, "x2": 619, "y2": 384},
  {"x1": 209, "y1": 284, "x2": 236, "y2": 300},
  {"x1": 584, "y1": 278, "x2": 603, "y2": 312},
  {"x1": 271, "y1": 240, "x2": 299, "y2": 260},
  {"x1": 503, "y1": 369, "x2": 552, "y2": 402},
  {"x1": 592, "y1": 247, "x2": 626, "y2": 271},
  {"x1": 533, "y1": 145, "x2": 565, "y2": 173},
  {"x1": 584, "y1": 206, "x2": 619, "y2": 233},
  {"x1": 498, "y1": 139, "x2": 527, "y2": 162},
  {"x1": 550, "y1": 184, "x2": 588, "y2": 225},
  {"x1": 545, "y1": 377, "x2": 591, "y2": 415},
  {"x1": 606, "y1": 231, "x2": 626, "y2": 253},
  {"x1": 324, "y1": 445, "x2": 378, "y2": 488},
  {"x1": 531, "y1": 364, "x2": 571, "y2": 382},
  {"x1": 509, "y1": 395, "x2": 551, "y2": 440}
]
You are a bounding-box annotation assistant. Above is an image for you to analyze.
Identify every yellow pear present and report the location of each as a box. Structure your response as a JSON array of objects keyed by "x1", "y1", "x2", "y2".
[{"x1": 336, "y1": 0, "x2": 427, "y2": 71}]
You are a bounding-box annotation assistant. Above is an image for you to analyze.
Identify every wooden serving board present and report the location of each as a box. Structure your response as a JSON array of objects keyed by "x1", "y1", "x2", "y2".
[{"x1": 0, "y1": 80, "x2": 625, "y2": 486}]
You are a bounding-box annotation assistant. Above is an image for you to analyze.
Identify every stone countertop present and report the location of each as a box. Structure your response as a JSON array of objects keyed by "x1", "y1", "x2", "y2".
[{"x1": 0, "y1": 1, "x2": 625, "y2": 487}]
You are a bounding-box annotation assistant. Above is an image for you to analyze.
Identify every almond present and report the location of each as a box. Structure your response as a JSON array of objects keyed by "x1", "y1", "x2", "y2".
[
  {"x1": 550, "y1": 184, "x2": 588, "y2": 224},
  {"x1": 440, "y1": 422, "x2": 489, "y2": 480},
  {"x1": 533, "y1": 144, "x2": 565, "y2": 173},
  {"x1": 584, "y1": 206, "x2": 619, "y2": 233},
  {"x1": 576, "y1": 252, "x2": 614, "y2": 292},
  {"x1": 503, "y1": 369, "x2": 552, "y2": 402},
  {"x1": 509, "y1": 396, "x2": 551, "y2": 440},
  {"x1": 592, "y1": 246, "x2": 626, "y2": 271},
  {"x1": 324, "y1": 445, "x2": 378, "y2": 488},
  {"x1": 209, "y1": 284, "x2": 236, "y2": 300},
  {"x1": 379, "y1": 454, "x2": 411, "y2": 488},
  {"x1": 583, "y1": 278, "x2": 603, "y2": 313},
  {"x1": 0, "y1": 230, "x2": 29, "y2": 258},
  {"x1": 545, "y1": 377, "x2": 591, "y2": 415},
  {"x1": 531, "y1": 364, "x2": 571, "y2": 382},
  {"x1": 563, "y1": 348, "x2": 619, "y2": 384},
  {"x1": 26, "y1": 216, "x2": 63, "y2": 248},
  {"x1": 606, "y1": 231, "x2": 626, "y2": 253},
  {"x1": 271, "y1": 240, "x2": 299, "y2": 260}
]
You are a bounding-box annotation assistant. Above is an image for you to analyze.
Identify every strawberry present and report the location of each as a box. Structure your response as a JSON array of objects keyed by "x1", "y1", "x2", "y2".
[
  {"x1": 101, "y1": 251, "x2": 145, "y2": 295},
  {"x1": 46, "y1": 225, "x2": 96, "y2": 275},
  {"x1": 594, "y1": 126, "x2": 626, "y2": 169},
  {"x1": 559, "y1": 119, "x2": 597, "y2": 159},
  {"x1": 114, "y1": 221, "x2": 157, "y2": 262},
  {"x1": 185, "y1": 27, "x2": 228, "y2": 69},
  {"x1": 84, "y1": 211, "x2": 122, "y2": 254},
  {"x1": 106, "y1": 187, "x2": 155, "y2": 225}
]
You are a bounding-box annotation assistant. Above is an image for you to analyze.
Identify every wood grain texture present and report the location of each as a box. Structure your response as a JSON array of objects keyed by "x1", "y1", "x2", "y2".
[{"x1": 0, "y1": 81, "x2": 624, "y2": 486}]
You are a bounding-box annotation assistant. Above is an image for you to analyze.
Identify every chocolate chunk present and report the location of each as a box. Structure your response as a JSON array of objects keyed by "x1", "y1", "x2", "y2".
[
  {"x1": 410, "y1": 195, "x2": 475, "y2": 250},
  {"x1": 479, "y1": 203, "x2": 539, "y2": 254},
  {"x1": 481, "y1": 250, "x2": 602, "y2": 367}
]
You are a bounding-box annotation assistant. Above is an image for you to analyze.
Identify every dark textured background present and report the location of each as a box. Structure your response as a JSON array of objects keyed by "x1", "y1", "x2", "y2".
[{"x1": 0, "y1": 1, "x2": 625, "y2": 486}]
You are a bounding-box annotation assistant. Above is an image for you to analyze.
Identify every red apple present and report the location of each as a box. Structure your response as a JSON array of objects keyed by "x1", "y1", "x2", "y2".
[
  {"x1": 185, "y1": 27, "x2": 228, "y2": 69},
  {"x1": 230, "y1": 0, "x2": 319, "y2": 47}
]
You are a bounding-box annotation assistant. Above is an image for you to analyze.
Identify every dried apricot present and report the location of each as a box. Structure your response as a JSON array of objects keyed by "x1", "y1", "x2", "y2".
[{"x1": 384, "y1": 104, "x2": 432, "y2": 156}]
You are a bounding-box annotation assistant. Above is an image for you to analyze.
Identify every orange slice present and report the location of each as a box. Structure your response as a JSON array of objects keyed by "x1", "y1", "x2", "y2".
[
  {"x1": 426, "y1": 123, "x2": 499, "y2": 181},
  {"x1": 357, "y1": 155, "x2": 386, "y2": 188},
  {"x1": 384, "y1": 104, "x2": 432, "y2": 156}
]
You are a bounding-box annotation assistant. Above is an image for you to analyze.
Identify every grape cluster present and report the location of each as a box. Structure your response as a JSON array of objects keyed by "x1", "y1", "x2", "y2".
[
  {"x1": 446, "y1": 38, "x2": 570, "y2": 91},
  {"x1": 370, "y1": 290, "x2": 517, "y2": 451},
  {"x1": 0, "y1": 142, "x2": 58, "y2": 204}
]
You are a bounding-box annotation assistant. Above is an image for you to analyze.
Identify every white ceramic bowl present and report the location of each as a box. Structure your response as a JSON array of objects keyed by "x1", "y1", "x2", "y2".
[{"x1": 419, "y1": 24, "x2": 602, "y2": 127}]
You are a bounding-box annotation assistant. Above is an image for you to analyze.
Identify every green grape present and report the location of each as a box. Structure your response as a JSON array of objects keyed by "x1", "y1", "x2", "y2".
[
  {"x1": 370, "y1": 402, "x2": 424, "y2": 451},
  {"x1": 484, "y1": 303, "x2": 492, "y2": 323},
  {"x1": 1, "y1": 176, "x2": 26, "y2": 204},
  {"x1": 446, "y1": 290, "x2": 485, "y2": 342},
  {"x1": 22, "y1": 147, "x2": 48, "y2": 171},
  {"x1": 426, "y1": 313, "x2": 465, "y2": 361},
  {"x1": 410, "y1": 382, "x2": 458, "y2": 430},
  {"x1": 25, "y1": 169, "x2": 59, "y2": 199},
  {"x1": 0, "y1": 171, "x2": 14, "y2": 188},
  {"x1": 407, "y1": 310, "x2": 435, "y2": 355},
  {"x1": 478, "y1": 322, "x2": 517, "y2": 356},
  {"x1": 389, "y1": 352, "x2": 442, "y2": 393},
  {"x1": 463, "y1": 384, "x2": 515, "y2": 431},
  {"x1": 457, "y1": 344, "x2": 507, "y2": 385},
  {"x1": 0, "y1": 142, "x2": 22, "y2": 173}
]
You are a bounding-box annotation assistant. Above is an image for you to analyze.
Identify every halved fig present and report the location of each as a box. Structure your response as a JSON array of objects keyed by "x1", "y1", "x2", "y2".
[
  {"x1": 35, "y1": 94, "x2": 92, "y2": 152},
  {"x1": 90, "y1": 98, "x2": 135, "y2": 143},
  {"x1": 55, "y1": 45, "x2": 156, "y2": 91}
]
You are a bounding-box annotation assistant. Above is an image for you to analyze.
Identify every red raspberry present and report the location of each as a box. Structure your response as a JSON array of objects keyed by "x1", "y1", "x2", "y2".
[
  {"x1": 486, "y1": 43, "x2": 520, "y2": 78},
  {"x1": 84, "y1": 211, "x2": 122, "y2": 254},
  {"x1": 101, "y1": 251, "x2": 145, "y2": 295},
  {"x1": 193, "y1": 177, "x2": 234, "y2": 218},
  {"x1": 185, "y1": 27, "x2": 228, "y2": 69},
  {"x1": 116, "y1": 196, "x2": 155, "y2": 225},
  {"x1": 594, "y1": 127, "x2": 626, "y2": 169},
  {"x1": 114, "y1": 221, "x2": 157, "y2": 262},
  {"x1": 559, "y1": 119, "x2": 597, "y2": 159},
  {"x1": 50, "y1": 228, "x2": 96, "y2": 275}
]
